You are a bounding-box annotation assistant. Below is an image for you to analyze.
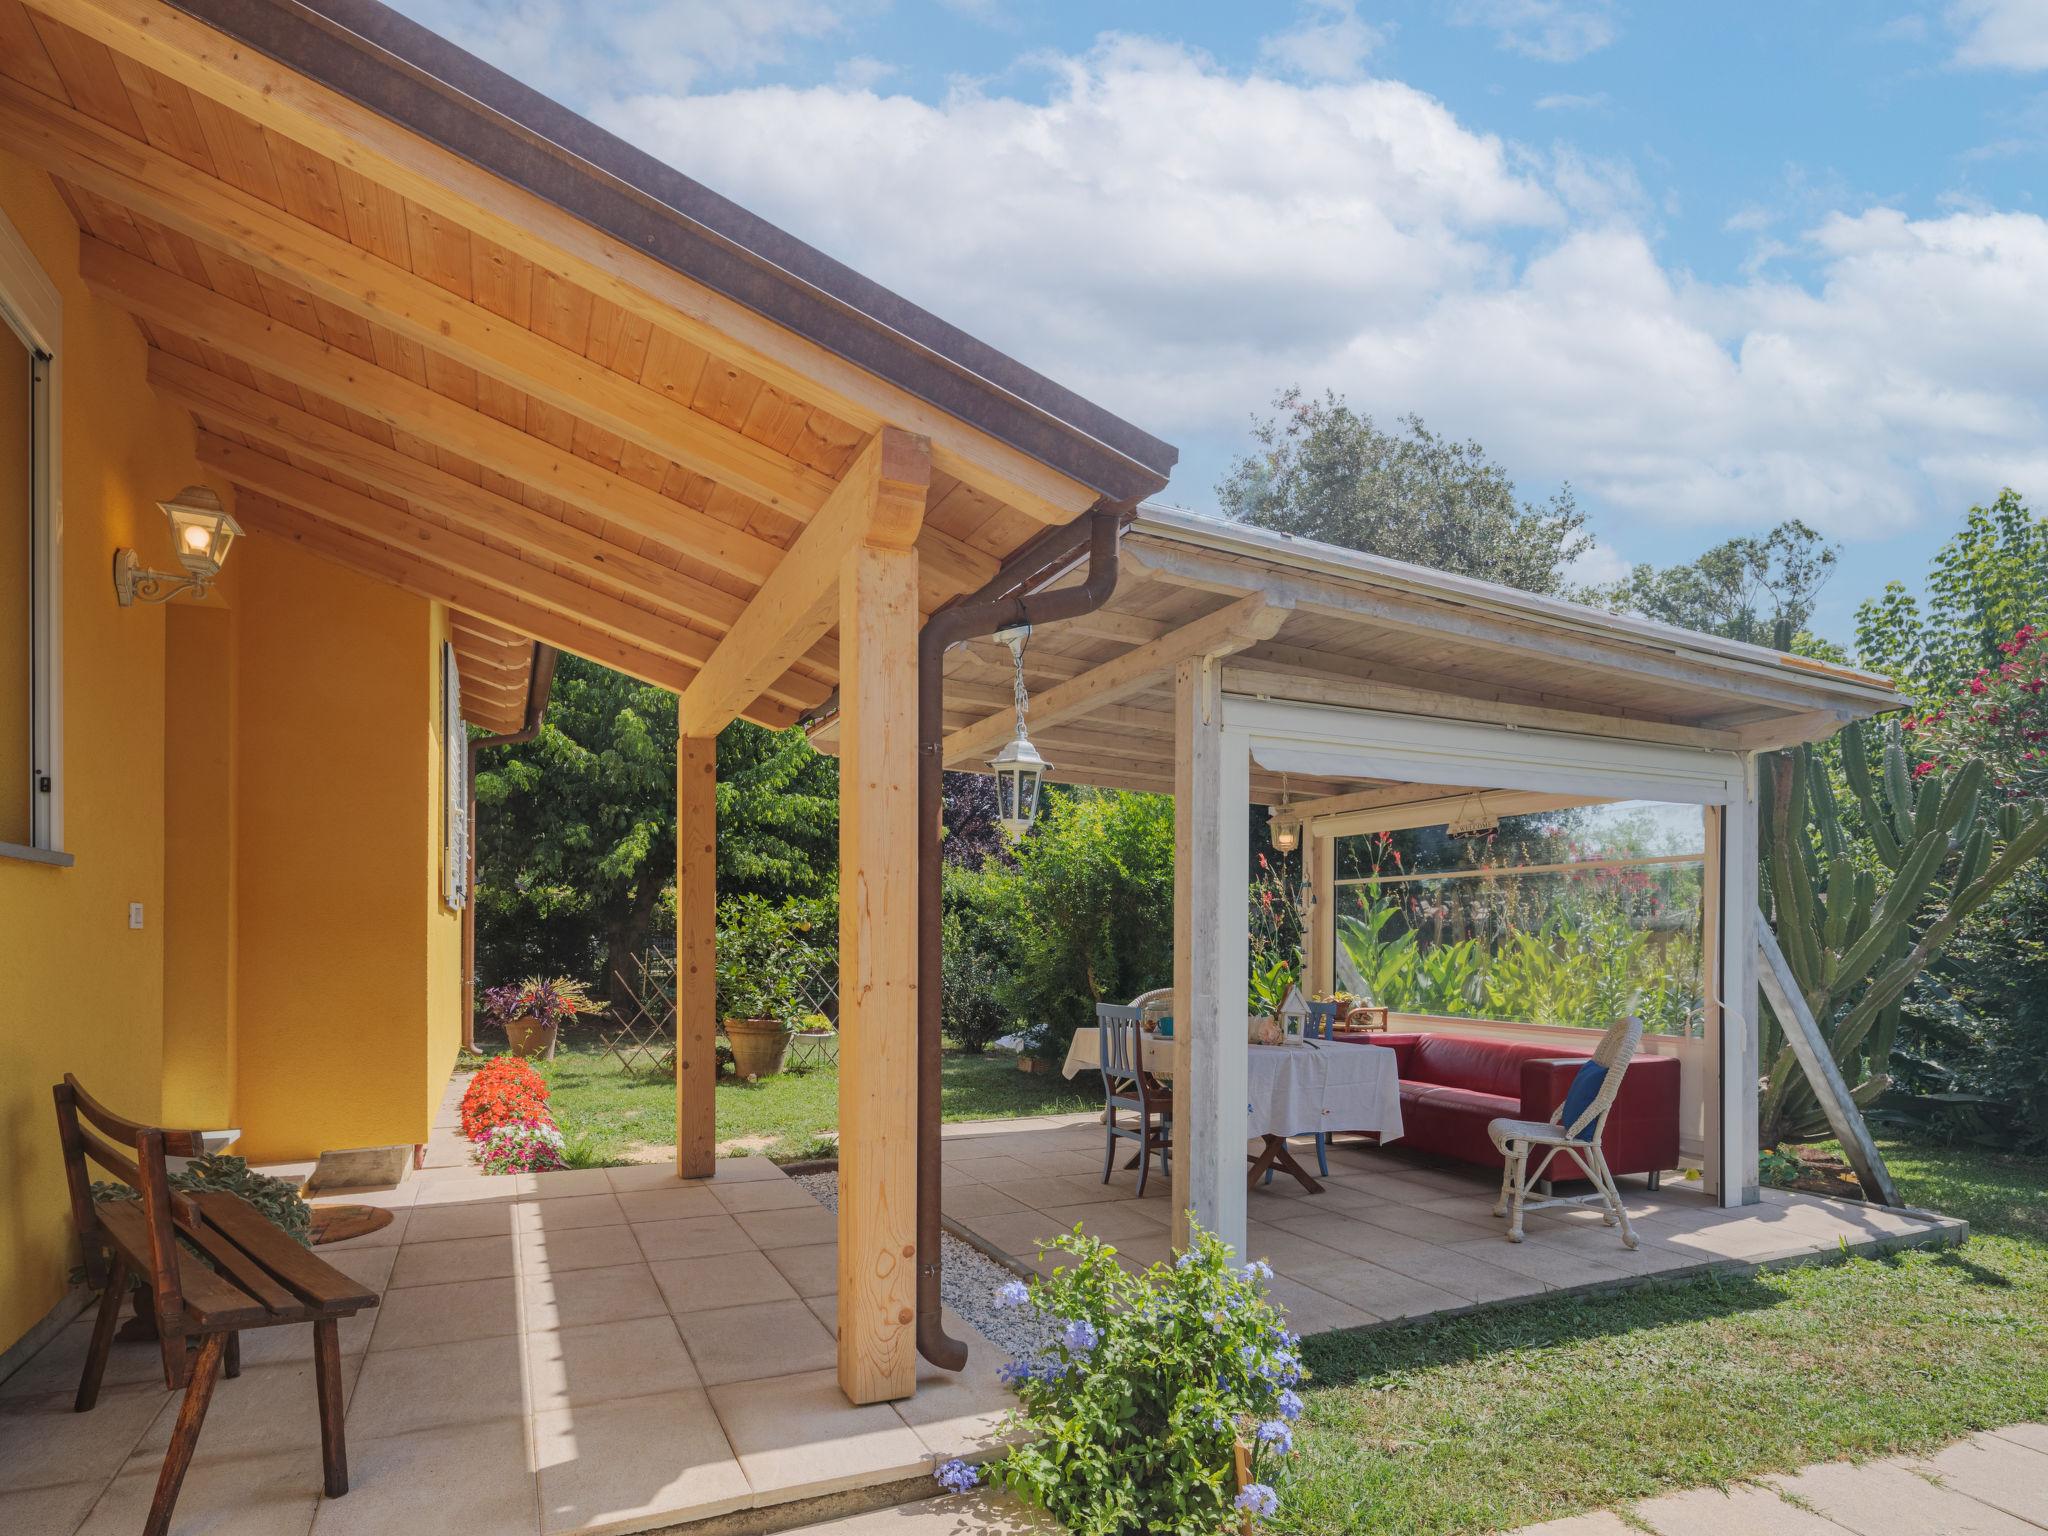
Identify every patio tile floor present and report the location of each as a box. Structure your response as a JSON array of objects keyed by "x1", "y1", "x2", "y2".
[
  {"x1": 0, "y1": 1102, "x2": 1971, "y2": 1536},
  {"x1": 0, "y1": 1096, "x2": 1017, "y2": 1536},
  {"x1": 939, "y1": 1117, "x2": 1969, "y2": 1337}
]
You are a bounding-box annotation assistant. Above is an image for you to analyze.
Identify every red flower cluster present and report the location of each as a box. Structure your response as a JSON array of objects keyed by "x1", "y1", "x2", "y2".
[
  {"x1": 459, "y1": 1056, "x2": 550, "y2": 1142},
  {"x1": 1905, "y1": 624, "x2": 2048, "y2": 788}
]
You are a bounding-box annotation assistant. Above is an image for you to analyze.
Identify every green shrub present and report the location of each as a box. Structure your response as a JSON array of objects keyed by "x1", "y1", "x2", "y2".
[
  {"x1": 970, "y1": 789, "x2": 1175, "y2": 1055},
  {"x1": 957, "y1": 1222, "x2": 1304, "y2": 1535},
  {"x1": 940, "y1": 910, "x2": 1014, "y2": 1053}
]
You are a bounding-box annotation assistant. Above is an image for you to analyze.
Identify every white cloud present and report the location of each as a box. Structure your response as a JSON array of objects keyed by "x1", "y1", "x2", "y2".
[
  {"x1": 390, "y1": 0, "x2": 852, "y2": 99},
  {"x1": 1950, "y1": 0, "x2": 2048, "y2": 70},
  {"x1": 1449, "y1": 1, "x2": 1621, "y2": 63},
  {"x1": 1534, "y1": 91, "x2": 1610, "y2": 111},
  {"x1": 1259, "y1": 0, "x2": 1389, "y2": 83},
  {"x1": 588, "y1": 38, "x2": 2048, "y2": 544}
]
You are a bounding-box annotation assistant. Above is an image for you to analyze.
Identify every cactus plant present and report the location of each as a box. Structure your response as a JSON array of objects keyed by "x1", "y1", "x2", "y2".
[{"x1": 1758, "y1": 721, "x2": 2048, "y2": 1146}]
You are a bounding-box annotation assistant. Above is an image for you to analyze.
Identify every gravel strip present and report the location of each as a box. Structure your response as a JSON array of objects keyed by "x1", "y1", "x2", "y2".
[{"x1": 792, "y1": 1169, "x2": 1051, "y2": 1360}]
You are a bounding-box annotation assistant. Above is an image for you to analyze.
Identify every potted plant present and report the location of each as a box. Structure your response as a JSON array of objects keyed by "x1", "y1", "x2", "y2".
[
  {"x1": 715, "y1": 897, "x2": 810, "y2": 1079},
  {"x1": 480, "y1": 976, "x2": 595, "y2": 1060}
]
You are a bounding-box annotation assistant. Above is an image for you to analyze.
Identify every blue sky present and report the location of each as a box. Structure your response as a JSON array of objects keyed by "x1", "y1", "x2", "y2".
[{"x1": 389, "y1": 0, "x2": 2048, "y2": 645}]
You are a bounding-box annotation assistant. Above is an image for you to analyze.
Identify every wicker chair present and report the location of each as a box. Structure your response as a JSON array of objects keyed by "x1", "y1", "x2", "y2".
[
  {"x1": 1487, "y1": 1016, "x2": 1644, "y2": 1247},
  {"x1": 1096, "y1": 1003, "x2": 1171, "y2": 1196}
]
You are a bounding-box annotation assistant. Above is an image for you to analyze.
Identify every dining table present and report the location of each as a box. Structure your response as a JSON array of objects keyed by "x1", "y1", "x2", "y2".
[{"x1": 1061, "y1": 1028, "x2": 1405, "y2": 1193}]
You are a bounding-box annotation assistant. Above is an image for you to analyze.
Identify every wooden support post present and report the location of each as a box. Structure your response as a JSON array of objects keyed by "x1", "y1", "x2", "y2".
[
  {"x1": 675, "y1": 737, "x2": 718, "y2": 1180},
  {"x1": 1170, "y1": 657, "x2": 1249, "y2": 1256},
  {"x1": 1308, "y1": 828, "x2": 1335, "y2": 998},
  {"x1": 1702, "y1": 775, "x2": 1762, "y2": 1207},
  {"x1": 836, "y1": 540, "x2": 921, "y2": 1405}
]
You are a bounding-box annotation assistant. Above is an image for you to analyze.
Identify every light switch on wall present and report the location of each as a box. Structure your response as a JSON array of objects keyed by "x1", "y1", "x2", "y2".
[{"x1": 128, "y1": 902, "x2": 144, "y2": 930}]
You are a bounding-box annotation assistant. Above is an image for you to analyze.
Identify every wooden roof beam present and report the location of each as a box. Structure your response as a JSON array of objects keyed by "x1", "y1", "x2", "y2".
[
  {"x1": 0, "y1": 72, "x2": 840, "y2": 521},
  {"x1": 941, "y1": 593, "x2": 1291, "y2": 768},
  {"x1": 677, "y1": 428, "x2": 928, "y2": 739},
  {"x1": 34, "y1": 0, "x2": 1106, "y2": 526},
  {"x1": 80, "y1": 237, "x2": 787, "y2": 583},
  {"x1": 1125, "y1": 538, "x2": 1862, "y2": 717},
  {"x1": 208, "y1": 448, "x2": 825, "y2": 719},
  {"x1": 232, "y1": 489, "x2": 780, "y2": 712},
  {"x1": 147, "y1": 350, "x2": 843, "y2": 684},
  {"x1": 1220, "y1": 664, "x2": 1745, "y2": 752}
]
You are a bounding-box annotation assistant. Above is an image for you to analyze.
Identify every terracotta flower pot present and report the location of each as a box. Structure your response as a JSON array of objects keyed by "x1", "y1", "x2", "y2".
[
  {"x1": 505, "y1": 1016, "x2": 559, "y2": 1060},
  {"x1": 723, "y1": 1017, "x2": 793, "y2": 1079}
]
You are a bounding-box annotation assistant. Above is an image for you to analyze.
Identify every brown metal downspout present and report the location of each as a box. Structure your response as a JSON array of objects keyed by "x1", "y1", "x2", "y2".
[
  {"x1": 916, "y1": 505, "x2": 1126, "y2": 1368},
  {"x1": 462, "y1": 644, "x2": 560, "y2": 1050}
]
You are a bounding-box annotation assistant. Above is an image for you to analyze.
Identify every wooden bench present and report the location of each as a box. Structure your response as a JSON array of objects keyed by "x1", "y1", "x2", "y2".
[{"x1": 54, "y1": 1075, "x2": 378, "y2": 1536}]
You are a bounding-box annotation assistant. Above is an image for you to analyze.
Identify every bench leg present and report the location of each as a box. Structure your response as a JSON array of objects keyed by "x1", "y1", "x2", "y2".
[
  {"x1": 314, "y1": 1317, "x2": 348, "y2": 1498},
  {"x1": 224, "y1": 1331, "x2": 241, "y2": 1380},
  {"x1": 75, "y1": 1260, "x2": 129, "y2": 1413},
  {"x1": 144, "y1": 1331, "x2": 225, "y2": 1536}
]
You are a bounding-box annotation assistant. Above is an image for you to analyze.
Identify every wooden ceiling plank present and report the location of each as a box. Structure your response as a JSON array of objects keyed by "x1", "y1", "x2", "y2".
[
  {"x1": 676, "y1": 428, "x2": 928, "y2": 739},
  {"x1": 31, "y1": 0, "x2": 1101, "y2": 527},
  {"x1": 78, "y1": 234, "x2": 786, "y2": 584},
  {"x1": 200, "y1": 432, "x2": 828, "y2": 715},
  {"x1": 151, "y1": 351, "x2": 843, "y2": 688},
  {"x1": 1219, "y1": 665, "x2": 1743, "y2": 751},
  {"x1": 941, "y1": 593, "x2": 1292, "y2": 768}
]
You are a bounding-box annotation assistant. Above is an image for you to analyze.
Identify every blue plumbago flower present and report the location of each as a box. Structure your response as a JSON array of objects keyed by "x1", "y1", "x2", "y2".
[
  {"x1": 1210, "y1": 1416, "x2": 1230, "y2": 1434},
  {"x1": 1241, "y1": 1259, "x2": 1274, "y2": 1281},
  {"x1": 933, "y1": 1458, "x2": 981, "y2": 1494},
  {"x1": 1062, "y1": 1317, "x2": 1099, "y2": 1354},
  {"x1": 1234, "y1": 1483, "x2": 1280, "y2": 1518},
  {"x1": 992, "y1": 1279, "x2": 1030, "y2": 1308},
  {"x1": 1256, "y1": 1419, "x2": 1294, "y2": 1454},
  {"x1": 1276, "y1": 1388, "x2": 1305, "y2": 1422},
  {"x1": 1239, "y1": 1343, "x2": 1262, "y2": 1367},
  {"x1": 1176, "y1": 1250, "x2": 1201, "y2": 1270},
  {"x1": 996, "y1": 1359, "x2": 1033, "y2": 1388}
]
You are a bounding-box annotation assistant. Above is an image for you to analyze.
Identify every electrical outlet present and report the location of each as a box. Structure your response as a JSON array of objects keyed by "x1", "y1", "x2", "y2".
[{"x1": 128, "y1": 902, "x2": 144, "y2": 930}]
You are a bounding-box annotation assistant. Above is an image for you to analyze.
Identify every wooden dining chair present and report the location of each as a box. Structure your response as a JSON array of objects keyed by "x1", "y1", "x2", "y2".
[
  {"x1": 1096, "y1": 1003, "x2": 1171, "y2": 1196},
  {"x1": 55, "y1": 1075, "x2": 377, "y2": 1536}
]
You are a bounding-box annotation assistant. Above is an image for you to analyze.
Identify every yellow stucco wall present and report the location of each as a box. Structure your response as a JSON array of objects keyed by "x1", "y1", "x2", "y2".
[
  {"x1": 161, "y1": 603, "x2": 239, "y2": 1129},
  {"x1": 425, "y1": 603, "x2": 465, "y2": 1134},
  {"x1": 232, "y1": 537, "x2": 455, "y2": 1165},
  {"x1": 0, "y1": 155, "x2": 196, "y2": 1352},
  {"x1": 0, "y1": 145, "x2": 471, "y2": 1354}
]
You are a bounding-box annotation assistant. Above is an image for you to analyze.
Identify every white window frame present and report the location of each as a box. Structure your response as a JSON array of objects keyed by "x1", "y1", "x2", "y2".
[{"x1": 0, "y1": 205, "x2": 64, "y2": 865}]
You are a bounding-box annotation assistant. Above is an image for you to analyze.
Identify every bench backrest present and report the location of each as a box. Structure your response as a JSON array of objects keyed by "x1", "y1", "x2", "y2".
[{"x1": 54, "y1": 1075, "x2": 206, "y2": 1381}]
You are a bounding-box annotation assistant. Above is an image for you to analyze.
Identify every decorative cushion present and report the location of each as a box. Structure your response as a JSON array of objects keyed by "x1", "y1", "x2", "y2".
[{"x1": 1558, "y1": 1061, "x2": 1608, "y2": 1141}]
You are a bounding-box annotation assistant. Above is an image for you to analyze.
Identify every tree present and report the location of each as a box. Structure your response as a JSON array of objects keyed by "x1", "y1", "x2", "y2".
[
  {"x1": 1593, "y1": 520, "x2": 1838, "y2": 647},
  {"x1": 474, "y1": 655, "x2": 839, "y2": 1000},
  {"x1": 1856, "y1": 490, "x2": 2048, "y2": 696},
  {"x1": 1217, "y1": 388, "x2": 1590, "y2": 595}
]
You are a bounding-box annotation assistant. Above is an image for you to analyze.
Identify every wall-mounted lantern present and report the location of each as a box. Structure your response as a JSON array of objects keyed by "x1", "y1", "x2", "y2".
[
  {"x1": 113, "y1": 485, "x2": 242, "y2": 606},
  {"x1": 989, "y1": 624, "x2": 1049, "y2": 838}
]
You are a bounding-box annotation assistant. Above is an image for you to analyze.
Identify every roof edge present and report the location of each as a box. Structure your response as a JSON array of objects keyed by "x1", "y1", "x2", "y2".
[
  {"x1": 1130, "y1": 506, "x2": 1900, "y2": 711},
  {"x1": 167, "y1": 0, "x2": 1178, "y2": 504}
]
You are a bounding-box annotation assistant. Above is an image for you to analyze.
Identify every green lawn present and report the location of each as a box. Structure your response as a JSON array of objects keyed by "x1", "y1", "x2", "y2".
[
  {"x1": 505, "y1": 1041, "x2": 1099, "y2": 1164},
  {"x1": 1281, "y1": 1138, "x2": 2048, "y2": 1536}
]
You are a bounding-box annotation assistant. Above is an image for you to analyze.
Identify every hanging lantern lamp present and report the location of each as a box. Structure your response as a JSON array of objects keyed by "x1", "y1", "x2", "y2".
[{"x1": 989, "y1": 624, "x2": 1050, "y2": 838}]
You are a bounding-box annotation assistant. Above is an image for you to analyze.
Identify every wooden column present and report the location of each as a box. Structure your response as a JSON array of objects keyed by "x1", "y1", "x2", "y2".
[
  {"x1": 1308, "y1": 828, "x2": 1335, "y2": 997},
  {"x1": 675, "y1": 735, "x2": 718, "y2": 1179},
  {"x1": 836, "y1": 539, "x2": 922, "y2": 1404},
  {"x1": 1701, "y1": 769, "x2": 1761, "y2": 1208},
  {"x1": 1170, "y1": 656, "x2": 1250, "y2": 1256}
]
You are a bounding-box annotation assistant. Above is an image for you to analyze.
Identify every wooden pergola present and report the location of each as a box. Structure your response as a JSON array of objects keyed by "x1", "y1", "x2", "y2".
[
  {"x1": 0, "y1": 0, "x2": 1174, "y2": 1404},
  {"x1": 892, "y1": 508, "x2": 1900, "y2": 1256}
]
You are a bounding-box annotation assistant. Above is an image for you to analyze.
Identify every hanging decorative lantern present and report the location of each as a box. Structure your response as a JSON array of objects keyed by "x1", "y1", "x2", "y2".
[
  {"x1": 989, "y1": 625, "x2": 1050, "y2": 838},
  {"x1": 1269, "y1": 774, "x2": 1300, "y2": 853},
  {"x1": 1444, "y1": 790, "x2": 1499, "y2": 841}
]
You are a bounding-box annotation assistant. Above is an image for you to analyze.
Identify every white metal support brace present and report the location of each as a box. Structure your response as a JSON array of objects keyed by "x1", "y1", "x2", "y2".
[{"x1": 1756, "y1": 918, "x2": 1902, "y2": 1208}]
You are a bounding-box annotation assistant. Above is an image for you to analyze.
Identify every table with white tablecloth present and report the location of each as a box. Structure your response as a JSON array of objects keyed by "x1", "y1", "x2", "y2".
[{"x1": 1061, "y1": 1029, "x2": 1404, "y2": 1191}]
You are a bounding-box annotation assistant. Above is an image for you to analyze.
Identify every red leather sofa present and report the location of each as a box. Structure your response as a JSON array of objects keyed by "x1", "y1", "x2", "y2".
[{"x1": 1331, "y1": 1030, "x2": 1681, "y2": 1184}]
